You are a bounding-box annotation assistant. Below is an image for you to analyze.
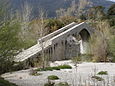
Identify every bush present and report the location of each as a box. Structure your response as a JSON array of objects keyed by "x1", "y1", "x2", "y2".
[
  {"x1": 0, "y1": 77, "x2": 17, "y2": 86},
  {"x1": 108, "y1": 36, "x2": 115, "y2": 62},
  {"x1": 97, "y1": 71, "x2": 108, "y2": 75},
  {"x1": 58, "y1": 65, "x2": 72, "y2": 69},
  {"x1": 35, "y1": 65, "x2": 72, "y2": 71},
  {"x1": 47, "y1": 75, "x2": 59, "y2": 80},
  {"x1": 29, "y1": 69, "x2": 42, "y2": 76},
  {"x1": 55, "y1": 82, "x2": 69, "y2": 86},
  {"x1": 92, "y1": 76, "x2": 104, "y2": 81},
  {"x1": 44, "y1": 82, "x2": 55, "y2": 86},
  {"x1": 52, "y1": 67, "x2": 60, "y2": 70}
]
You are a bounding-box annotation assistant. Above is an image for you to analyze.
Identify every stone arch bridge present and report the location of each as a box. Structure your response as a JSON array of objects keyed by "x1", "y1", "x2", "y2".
[{"x1": 15, "y1": 22, "x2": 94, "y2": 62}]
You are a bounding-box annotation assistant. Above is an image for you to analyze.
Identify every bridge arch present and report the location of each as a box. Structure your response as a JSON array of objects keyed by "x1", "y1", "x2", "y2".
[{"x1": 78, "y1": 29, "x2": 91, "y2": 54}]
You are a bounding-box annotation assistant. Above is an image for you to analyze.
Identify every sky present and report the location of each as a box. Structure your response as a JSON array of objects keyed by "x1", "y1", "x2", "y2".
[{"x1": 109, "y1": 0, "x2": 115, "y2": 2}]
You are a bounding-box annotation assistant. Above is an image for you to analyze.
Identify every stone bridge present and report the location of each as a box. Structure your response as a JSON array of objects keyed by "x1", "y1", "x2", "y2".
[{"x1": 15, "y1": 22, "x2": 94, "y2": 62}]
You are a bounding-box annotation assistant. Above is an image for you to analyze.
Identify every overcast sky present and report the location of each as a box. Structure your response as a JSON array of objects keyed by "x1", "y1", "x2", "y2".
[{"x1": 109, "y1": 0, "x2": 115, "y2": 2}]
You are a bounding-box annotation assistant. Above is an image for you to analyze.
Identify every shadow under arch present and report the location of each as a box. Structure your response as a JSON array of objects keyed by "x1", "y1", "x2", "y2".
[{"x1": 79, "y1": 29, "x2": 91, "y2": 54}]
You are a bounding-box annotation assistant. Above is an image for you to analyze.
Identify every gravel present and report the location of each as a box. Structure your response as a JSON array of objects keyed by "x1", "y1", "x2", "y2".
[{"x1": 2, "y1": 60, "x2": 115, "y2": 86}]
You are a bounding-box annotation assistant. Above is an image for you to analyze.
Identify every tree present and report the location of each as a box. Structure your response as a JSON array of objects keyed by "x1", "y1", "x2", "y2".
[
  {"x1": 37, "y1": 8, "x2": 48, "y2": 68},
  {"x1": 107, "y1": 4, "x2": 115, "y2": 27},
  {"x1": 90, "y1": 21, "x2": 111, "y2": 62},
  {"x1": 87, "y1": 6, "x2": 105, "y2": 20},
  {"x1": 0, "y1": 20, "x2": 22, "y2": 74},
  {"x1": 107, "y1": 4, "x2": 115, "y2": 16}
]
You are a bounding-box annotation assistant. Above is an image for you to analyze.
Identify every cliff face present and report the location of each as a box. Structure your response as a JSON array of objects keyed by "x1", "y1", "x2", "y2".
[{"x1": 8, "y1": 0, "x2": 115, "y2": 17}]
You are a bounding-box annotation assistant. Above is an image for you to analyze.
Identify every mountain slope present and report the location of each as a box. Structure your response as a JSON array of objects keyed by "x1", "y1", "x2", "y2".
[{"x1": 8, "y1": 0, "x2": 115, "y2": 17}]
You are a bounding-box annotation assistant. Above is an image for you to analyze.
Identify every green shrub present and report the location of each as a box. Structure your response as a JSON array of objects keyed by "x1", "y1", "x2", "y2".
[
  {"x1": 35, "y1": 65, "x2": 72, "y2": 71},
  {"x1": 52, "y1": 67, "x2": 60, "y2": 70},
  {"x1": 44, "y1": 82, "x2": 55, "y2": 86},
  {"x1": 92, "y1": 76, "x2": 104, "y2": 81},
  {"x1": 48, "y1": 75, "x2": 59, "y2": 80},
  {"x1": 97, "y1": 71, "x2": 108, "y2": 75},
  {"x1": 0, "y1": 77, "x2": 17, "y2": 86},
  {"x1": 55, "y1": 82, "x2": 69, "y2": 86},
  {"x1": 58, "y1": 65, "x2": 72, "y2": 69}
]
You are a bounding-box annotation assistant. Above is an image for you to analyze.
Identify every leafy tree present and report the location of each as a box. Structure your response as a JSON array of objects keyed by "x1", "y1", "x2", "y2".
[{"x1": 0, "y1": 20, "x2": 22, "y2": 74}]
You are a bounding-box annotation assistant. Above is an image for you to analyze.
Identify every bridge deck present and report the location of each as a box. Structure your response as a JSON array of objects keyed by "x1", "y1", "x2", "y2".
[{"x1": 15, "y1": 40, "x2": 52, "y2": 62}]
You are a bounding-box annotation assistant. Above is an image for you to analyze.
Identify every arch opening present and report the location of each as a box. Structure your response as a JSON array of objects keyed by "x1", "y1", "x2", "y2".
[{"x1": 79, "y1": 29, "x2": 90, "y2": 54}]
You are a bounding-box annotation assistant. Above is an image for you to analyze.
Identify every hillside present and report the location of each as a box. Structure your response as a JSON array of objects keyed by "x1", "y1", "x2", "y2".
[{"x1": 9, "y1": 0, "x2": 115, "y2": 18}]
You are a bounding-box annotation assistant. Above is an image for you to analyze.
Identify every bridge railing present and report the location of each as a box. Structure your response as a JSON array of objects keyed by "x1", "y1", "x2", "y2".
[{"x1": 38, "y1": 22, "x2": 77, "y2": 43}]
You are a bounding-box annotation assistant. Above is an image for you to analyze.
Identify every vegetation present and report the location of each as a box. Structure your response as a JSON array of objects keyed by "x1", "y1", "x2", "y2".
[
  {"x1": 92, "y1": 76, "x2": 104, "y2": 81},
  {"x1": 55, "y1": 82, "x2": 69, "y2": 86},
  {"x1": 0, "y1": 77, "x2": 17, "y2": 86},
  {"x1": 35, "y1": 65, "x2": 72, "y2": 71},
  {"x1": 0, "y1": 20, "x2": 23, "y2": 74},
  {"x1": 29, "y1": 69, "x2": 42, "y2": 76},
  {"x1": 44, "y1": 82, "x2": 55, "y2": 86},
  {"x1": 97, "y1": 71, "x2": 108, "y2": 75},
  {"x1": 47, "y1": 75, "x2": 59, "y2": 80}
]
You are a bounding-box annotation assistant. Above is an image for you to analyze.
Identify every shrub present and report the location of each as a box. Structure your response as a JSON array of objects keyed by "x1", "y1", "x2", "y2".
[
  {"x1": 0, "y1": 77, "x2": 17, "y2": 86},
  {"x1": 92, "y1": 76, "x2": 104, "y2": 81},
  {"x1": 58, "y1": 65, "x2": 72, "y2": 69},
  {"x1": 29, "y1": 69, "x2": 42, "y2": 76},
  {"x1": 35, "y1": 65, "x2": 72, "y2": 71},
  {"x1": 52, "y1": 67, "x2": 60, "y2": 70},
  {"x1": 97, "y1": 71, "x2": 108, "y2": 75},
  {"x1": 44, "y1": 81, "x2": 55, "y2": 86},
  {"x1": 108, "y1": 36, "x2": 115, "y2": 62},
  {"x1": 47, "y1": 75, "x2": 59, "y2": 80},
  {"x1": 55, "y1": 82, "x2": 69, "y2": 86}
]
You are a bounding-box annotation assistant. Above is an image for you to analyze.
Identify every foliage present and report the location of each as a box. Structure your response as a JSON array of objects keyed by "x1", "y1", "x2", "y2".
[
  {"x1": 36, "y1": 65, "x2": 72, "y2": 71},
  {"x1": 55, "y1": 82, "x2": 69, "y2": 86},
  {"x1": 72, "y1": 54, "x2": 93, "y2": 62},
  {"x1": 92, "y1": 76, "x2": 104, "y2": 81},
  {"x1": 86, "y1": 6, "x2": 105, "y2": 20},
  {"x1": 44, "y1": 81, "x2": 55, "y2": 86},
  {"x1": 47, "y1": 75, "x2": 59, "y2": 80},
  {"x1": 0, "y1": 77, "x2": 17, "y2": 86},
  {"x1": 97, "y1": 71, "x2": 108, "y2": 75},
  {"x1": 29, "y1": 69, "x2": 42, "y2": 76},
  {"x1": 108, "y1": 36, "x2": 115, "y2": 62},
  {"x1": 107, "y1": 4, "x2": 115, "y2": 27},
  {"x1": 107, "y1": 4, "x2": 115, "y2": 16},
  {"x1": 89, "y1": 21, "x2": 111, "y2": 62},
  {"x1": 57, "y1": 65, "x2": 72, "y2": 69},
  {"x1": 0, "y1": 21, "x2": 23, "y2": 74},
  {"x1": 46, "y1": 19, "x2": 64, "y2": 33}
]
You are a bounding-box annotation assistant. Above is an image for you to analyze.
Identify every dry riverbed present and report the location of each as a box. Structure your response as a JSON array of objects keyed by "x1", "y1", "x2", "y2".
[{"x1": 2, "y1": 60, "x2": 115, "y2": 86}]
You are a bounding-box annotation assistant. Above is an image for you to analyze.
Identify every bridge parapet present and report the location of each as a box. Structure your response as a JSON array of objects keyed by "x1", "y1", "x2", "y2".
[{"x1": 38, "y1": 22, "x2": 76, "y2": 43}]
